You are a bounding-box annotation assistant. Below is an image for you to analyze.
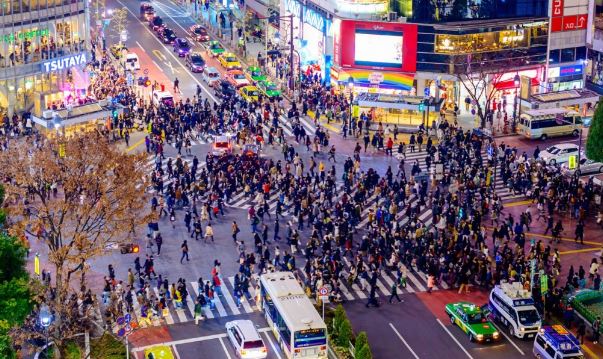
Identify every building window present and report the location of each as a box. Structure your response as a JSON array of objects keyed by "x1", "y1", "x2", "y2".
[
  {"x1": 549, "y1": 49, "x2": 560, "y2": 64},
  {"x1": 435, "y1": 29, "x2": 530, "y2": 54},
  {"x1": 575, "y1": 47, "x2": 586, "y2": 62},
  {"x1": 561, "y1": 48, "x2": 575, "y2": 63}
]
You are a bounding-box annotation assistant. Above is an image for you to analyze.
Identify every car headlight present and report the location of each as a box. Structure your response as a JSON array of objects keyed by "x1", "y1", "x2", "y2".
[
  {"x1": 519, "y1": 327, "x2": 525, "y2": 332},
  {"x1": 493, "y1": 331, "x2": 500, "y2": 338},
  {"x1": 476, "y1": 334, "x2": 484, "y2": 341}
]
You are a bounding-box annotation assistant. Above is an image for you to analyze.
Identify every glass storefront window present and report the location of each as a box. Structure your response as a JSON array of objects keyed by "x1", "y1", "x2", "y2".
[{"x1": 435, "y1": 29, "x2": 530, "y2": 54}]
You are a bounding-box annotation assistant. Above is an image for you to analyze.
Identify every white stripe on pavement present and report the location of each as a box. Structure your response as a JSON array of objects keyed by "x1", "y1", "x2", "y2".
[
  {"x1": 389, "y1": 323, "x2": 420, "y2": 359},
  {"x1": 436, "y1": 319, "x2": 474, "y2": 359},
  {"x1": 228, "y1": 276, "x2": 253, "y2": 313}
]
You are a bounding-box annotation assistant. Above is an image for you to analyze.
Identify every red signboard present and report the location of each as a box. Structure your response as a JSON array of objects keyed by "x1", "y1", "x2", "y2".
[
  {"x1": 552, "y1": 0, "x2": 564, "y2": 17},
  {"x1": 551, "y1": 14, "x2": 588, "y2": 32},
  {"x1": 338, "y1": 20, "x2": 417, "y2": 73}
]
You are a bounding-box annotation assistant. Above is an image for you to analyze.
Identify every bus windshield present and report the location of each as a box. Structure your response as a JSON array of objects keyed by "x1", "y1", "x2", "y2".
[{"x1": 294, "y1": 329, "x2": 327, "y2": 348}]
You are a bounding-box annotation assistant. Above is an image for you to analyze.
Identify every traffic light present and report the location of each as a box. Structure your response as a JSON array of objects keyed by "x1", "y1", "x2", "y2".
[
  {"x1": 418, "y1": 103, "x2": 425, "y2": 112},
  {"x1": 112, "y1": 108, "x2": 119, "y2": 120},
  {"x1": 144, "y1": 79, "x2": 151, "y2": 87},
  {"x1": 160, "y1": 84, "x2": 165, "y2": 92},
  {"x1": 120, "y1": 243, "x2": 139, "y2": 254}
]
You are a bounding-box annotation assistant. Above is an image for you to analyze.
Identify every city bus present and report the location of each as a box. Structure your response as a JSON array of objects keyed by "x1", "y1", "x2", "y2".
[
  {"x1": 518, "y1": 108, "x2": 583, "y2": 140},
  {"x1": 259, "y1": 272, "x2": 328, "y2": 359}
]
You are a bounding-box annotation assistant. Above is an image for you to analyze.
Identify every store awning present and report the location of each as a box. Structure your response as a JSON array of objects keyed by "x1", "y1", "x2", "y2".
[{"x1": 495, "y1": 77, "x2": 539, "y2": 91}]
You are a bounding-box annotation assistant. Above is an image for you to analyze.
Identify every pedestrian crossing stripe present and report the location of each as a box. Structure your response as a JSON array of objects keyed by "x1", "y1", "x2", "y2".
[{"x1": 112, "y1": 267, "x2": 445, "y2": 330}]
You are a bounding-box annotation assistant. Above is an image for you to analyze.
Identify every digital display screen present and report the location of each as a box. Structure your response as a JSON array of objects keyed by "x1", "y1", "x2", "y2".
[{"x1": 354, "y1": 29, "x2": 403, "y2": 68}]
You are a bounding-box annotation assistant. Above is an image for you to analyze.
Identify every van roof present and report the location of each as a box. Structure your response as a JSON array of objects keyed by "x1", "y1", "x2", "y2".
[
  {"x1": 205, "y1": 67, "x2": 219, "y2": 73},
  {"x1": 126, "y1": 53, "x2": 139, "y2": 59},
  {"x1": 230, "y1": 320, "x2": 262, "y2": 341}
]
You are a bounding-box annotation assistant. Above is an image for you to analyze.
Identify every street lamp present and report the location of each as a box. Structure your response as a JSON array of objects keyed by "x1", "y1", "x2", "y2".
[
  {"x1": 39, "y1": 304, "x2": 52, "y2": 350},
  {"x1": 348, "y1": 76, "x2": 355, "y2": 132},
  {"x1": 513, "y1": 74, "x2": 521, "y2": 131}
]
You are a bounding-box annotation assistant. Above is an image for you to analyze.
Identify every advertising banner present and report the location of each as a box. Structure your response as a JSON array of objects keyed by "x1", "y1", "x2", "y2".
[{"x1": 338, "y1": 20, "x2": 417, "y2": 73}]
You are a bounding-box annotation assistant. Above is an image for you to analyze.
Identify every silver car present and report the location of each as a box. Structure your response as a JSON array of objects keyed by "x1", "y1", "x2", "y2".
[{"x1": 561, "y1": 157, "x2": 603, "y2": 176}]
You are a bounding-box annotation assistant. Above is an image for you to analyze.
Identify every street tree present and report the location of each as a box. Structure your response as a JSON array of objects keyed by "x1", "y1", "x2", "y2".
[
  {"x1": 451, "y1": 53, "x2": 509, "y2": 128},
  {"x1": 110, "y1": 7, "x2": 129, "y2": 45},
  {"x1": 0, "y1": 132, "x2": 153, "y2": 357},
  {"x1": 586, "y1": 102, "x2": 603, "y2": 162}
]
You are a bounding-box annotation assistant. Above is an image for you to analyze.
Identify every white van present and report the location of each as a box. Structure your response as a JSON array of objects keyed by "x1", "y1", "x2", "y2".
[
  {"x1": 533, "y1": 325, "x2": 584, "y2": 359},
  {"x1": 151, "y1": 90, "x2": 174, "y2": 107},
  {"x1": 202, "y1": 66, "x2": 221, "y2": 87},
  {"x1": 488, "y1": 282, "x2": 542, "y2": 339},
  {"x1": 123, "y1": 53, "x2": 140, "y2": 72}
]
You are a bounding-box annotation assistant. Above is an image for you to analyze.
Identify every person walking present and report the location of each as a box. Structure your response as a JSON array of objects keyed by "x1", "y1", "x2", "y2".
[
  {"x1": 194, "y1": 298, "x2": 204, "y2": 325},
  {"x1": 180, "y1": 240, "x2": 189, "y2": 264},
  {"x1": 174, "y1": 77, "x2": 180, "y2": 94},
  {"x1": 155, "y1": 232, "x2": 163, "y2": 256},
  {"x1": 427, "y1": 274, "x2": 435, "y2": 293},
  {"x1": 232, "y1": 221, "x2": 240, "y2": 243},
  {"x1": 365, "y1": 285, "x2": 379, "y2": 308},
  {"x1": 205, "y1": 223, "x2": 214, "y2": 243},
  {"x1": 592, "y1": 316, "x2": 601, "y2": 344},
  {"x1": 389, "y1": 282, "x2": 402, "y2": 303},
  {"x1": 577, "y1": 321, "x2": 586, "y2": 344}
]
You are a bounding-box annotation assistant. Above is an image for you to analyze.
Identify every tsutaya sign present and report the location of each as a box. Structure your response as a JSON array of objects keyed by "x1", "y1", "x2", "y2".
[{"x1": 41, "y1": 53, "x2": 87, "y2": 73}]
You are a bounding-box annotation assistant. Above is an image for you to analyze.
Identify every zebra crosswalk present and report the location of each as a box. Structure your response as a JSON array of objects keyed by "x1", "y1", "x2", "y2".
[
  {"x1": 144, "y1": 155, "x2": 206, "y2": 194},
  {"x1": 119, "y1": 265, "x2": 444, "y2": 329}
]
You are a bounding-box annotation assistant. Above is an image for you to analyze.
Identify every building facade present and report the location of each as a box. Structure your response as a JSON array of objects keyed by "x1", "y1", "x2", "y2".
[{"x1": 0, "y1": 0, "x2": 91, "y2": 117}]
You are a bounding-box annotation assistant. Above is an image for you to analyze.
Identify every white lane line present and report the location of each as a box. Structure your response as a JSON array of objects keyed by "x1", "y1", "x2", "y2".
[
  {"x1": 136, "y1": 41, "x2": 146, "y2": 52},
  {"x1": 262, "y1": 332, "x2": 283, "y2": 359},
  {"x1": 219, "y1": 337, "x2": 233, "y2": 359},
  {"x1": 436, "y1": 319, "x2": 474, "y2": 359},
  {"x1": 116, "y1": 0, "x2": 219, "y2": 103},
  {"x1": 489, "y1": 321, "x2": 525, "y2": 356},
  {"x1": 219, "y1": 278, "x2": 241, "y2": 315},
  {"x1": 388, "y1": 323, "x2": 420, "y2": 359},
  {"x1": 172, "y1": 344, "x2": 182, "y2": 359},
  {"x1": 152, "y1": 59, "x2": 164, "y2": 72}
]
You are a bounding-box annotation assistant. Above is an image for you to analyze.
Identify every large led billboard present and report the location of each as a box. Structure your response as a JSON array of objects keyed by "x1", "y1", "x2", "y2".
[{"x1": 337, "y1": 20, "x2": 417, "y2": 73}]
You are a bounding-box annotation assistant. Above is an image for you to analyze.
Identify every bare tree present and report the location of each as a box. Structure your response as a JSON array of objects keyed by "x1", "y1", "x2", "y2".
[{"x1": 1, "y1": 132, "x2": 153, "y2": 357}]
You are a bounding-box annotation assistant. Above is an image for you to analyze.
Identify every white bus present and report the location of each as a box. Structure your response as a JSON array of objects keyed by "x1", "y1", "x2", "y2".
[
  {"x1": 260, "y1": 272, "x2": 328, "y2": 359},
  {"x1": 518, "y1": 108, "x2": 583, "y2": 140}
]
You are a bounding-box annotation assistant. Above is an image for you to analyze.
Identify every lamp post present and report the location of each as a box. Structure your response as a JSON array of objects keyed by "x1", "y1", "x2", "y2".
[
  {"x1": 39, "y1": 304, "x2": 52, "y2": 350},
  {"x1": 513, "y1": 74, "x2": 520, "y2": 131},
  {"x1": 348, "y1": 76, "x2": 355, "y2": 132}
]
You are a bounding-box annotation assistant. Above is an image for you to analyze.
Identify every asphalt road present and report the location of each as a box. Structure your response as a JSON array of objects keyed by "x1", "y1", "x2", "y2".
[{"x1": 92, "y1": 2, "x2": 602, "y2": 358}]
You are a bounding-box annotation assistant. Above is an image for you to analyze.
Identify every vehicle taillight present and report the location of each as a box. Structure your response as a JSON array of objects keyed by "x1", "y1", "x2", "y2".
[
  {"x1": 261, "y1": 347, "x2": 267, "y2": 353},
  {"x1": 240, "y1": 349, "x2": 247, "y2": 356},
  {"x1": 320, "y1": 346, "x2": 326, "y2": 350},
  {"x1": 294, "y1": 349, "x2": 301, "y2": 353}
]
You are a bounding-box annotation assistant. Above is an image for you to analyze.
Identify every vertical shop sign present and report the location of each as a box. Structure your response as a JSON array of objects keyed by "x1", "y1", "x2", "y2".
[{"x1": 552, "y1": 0, "x2": 564, "y2": 17}]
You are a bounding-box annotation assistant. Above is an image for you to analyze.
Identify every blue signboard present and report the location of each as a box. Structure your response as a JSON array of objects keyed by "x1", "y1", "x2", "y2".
[{"x1": 559, "y1": 64, "x2": 583, "y2": 77}]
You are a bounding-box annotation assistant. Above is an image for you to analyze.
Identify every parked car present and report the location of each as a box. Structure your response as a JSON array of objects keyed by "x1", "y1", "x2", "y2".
[
  {"x1": 159, "y1": 28, "x2": 177, "y2": 44},
  {"x1": 538, "y1": 143, "x2": 581, "y2": 165},
  {"x1": 225, "y1": 320, "x2": 268, "y2": 359},
  {"x1": 201, "y1": 66, "x2": 220, "y2": 87},
  {"x1": 185, "y1": 52, "x2": 205, "y2": 72},
  {"x1": 225, "y1": 70, "x2": 250, "y2": 88},
  {"x1": 218, "y1": 52, "x2": 241, "y2": 70},
  {"x1": 189, "y1": 25, "x2": 210, "y2": 42},
  {"x1": 173, "y1": 38, "x2": 191, "y2": 57},
  {"x1": 561, "y1": 157, "x2": 603, "y2": 176},
  {"x1": 149, "y1": 16, "x2": 164, "y2": 31}
]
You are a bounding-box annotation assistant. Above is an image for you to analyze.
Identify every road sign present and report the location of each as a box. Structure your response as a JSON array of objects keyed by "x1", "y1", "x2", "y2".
[
  {"x1": 34, "y1": 254, "x2": 40, "y2": 276},
  {"x1": 143, "y1": 68, "x2": 149, "y2": 75},
  {"x1": 424, "y1": 87, "x2": 430, "y2": 97},
  {"x1": 125, "y1": 313, "x2": 131, "y2": 324},
  {"x1": 126, "y1": 73, "x2": 133, "y2": 86},
  {"x1": 318, "y1": 286, "x2": 329, "y2": 296},
  {"x1": 568, "y1": 155, "x2": 577, "y2": 170}
]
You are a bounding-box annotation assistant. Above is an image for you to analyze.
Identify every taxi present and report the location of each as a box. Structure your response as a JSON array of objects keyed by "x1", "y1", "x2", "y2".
[
  {"x1": 218, "y1": 52, "x2": 242, "y2": 70},
  {"x1": 110, "y1": 43, "x2": 127, "y2": 59},
  {"x1": 257, "y1": 80, "x2": 281, "y2": 98},
  {"x1": 533, "y1": 325, "x2": 584, "y2": 359},
  {"x1": 246, "y1": 66, "x2": 266, "y2": 83},
  {"x1": 144, "y1": 345, "x2": 175, "y2": 359},
  {"x1": 239, "y1": 86, "x2": 260, "y2": 103},
  {"x1": 206, "y1": 40, "x2": 225, "y2": 57},
  {"x1": 225, "y1": 70, "x2": 250, "y2": 88},
  {"x1": 445, "y1": 302, "x2": 500, "y2": 343}
]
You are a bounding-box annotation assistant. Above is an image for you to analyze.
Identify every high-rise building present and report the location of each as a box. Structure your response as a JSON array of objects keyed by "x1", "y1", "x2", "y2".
[{"x1": 0, "y1": 0, "x2": 91, "y2": 117}]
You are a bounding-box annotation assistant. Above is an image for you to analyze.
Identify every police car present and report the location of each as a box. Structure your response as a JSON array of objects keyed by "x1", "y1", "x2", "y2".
[
  {"x1": 533, "y1": 325, "x2": 584, "y2": 359},
  {"x1": 488, "y1": 282, "x2": 542, "y2": 339}
]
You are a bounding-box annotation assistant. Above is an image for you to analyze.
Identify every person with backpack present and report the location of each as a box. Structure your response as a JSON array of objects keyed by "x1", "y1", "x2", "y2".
[{"x1": 592, "y1": 316, "x2": 601, "y2": 344}]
